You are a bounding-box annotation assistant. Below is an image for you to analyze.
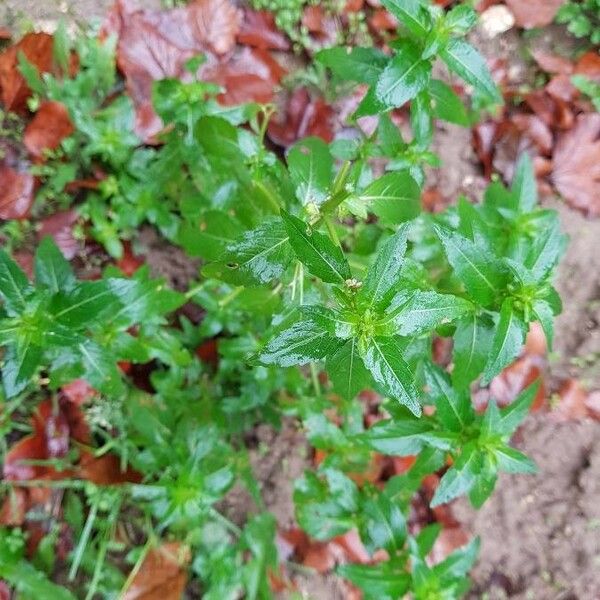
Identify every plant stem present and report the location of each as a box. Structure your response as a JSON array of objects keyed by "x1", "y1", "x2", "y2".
[
  {"x1": 310, "y1": 363, "x2": 321, "y2": 397},
  {"x1": 69, "y1": 497, "x2": 99, "y2": 581}
]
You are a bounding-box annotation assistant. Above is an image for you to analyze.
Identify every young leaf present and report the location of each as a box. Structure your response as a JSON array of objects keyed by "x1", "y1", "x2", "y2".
[
  {"x1": 0, "y1": 249, "x2": 31, "y2": 315},
  {"x1": 428, "y1": 79, "x2": 469, "y2": 126},
  {"x1": 337, "y1": 562, "x2": 411, "y2": 600},
  {"x1": 532, "y1": 298, "x2": 555, "y2": 350},
  {"x1": 376, "y1": 43, "x2": 432, "y2": 109},
  {"x1": 440, "y1": 39, "x2": 500, "y2": 103},
  {"x1": 357, "y1": 223, "x2": 410, "y2": 309},
  {"x1": 511, "y1": 153, "x2": 537, "y2": 212},
  {"x1": 482, "y1": 299, "x2": 527, "y2": 385},
  {"x1": 361, "y1": 172, "x2": 421, "y2": 226},
  {"x1": 316, "y1": 47, "x2": 389, "y2": 84},
  {"x1": 360, "y1": 493, "x2": 407, "y2": 555},
  {"x1": 287, "y1": 137, "x2": 333, "y2": 206},
  {"x1": 362, "y1": 418, "x2": 452, "y2": 455},
  {"x1": 495, "y1": 446, "x2": 537, "y2": 474},
  {"x1": 434, "y1": 224, "x2": 506, "y2": 307},
  {"x1": 384, "y1": 290, "x2": 473, "y2": 336},
  {"x1": 452, "y1": 313, "x2": 495, "y2": 389},
  {"x1": 259, "y1": 309, "x2": 343, "y2": 367},
  {"x1": 282, "y1": 211, "x2": 351, "y2": 284},
  {"x1": 525, "y1": 219, "x2": 566, "y2": 284},
  {"x1": 326, "y1": 338, "x2": 372, "y2": 400},
  {"x1": 380, "y1": 0, "x2": 430, "y2": 38},
  {"x1": 34, "y1": 236, "x2": 76, "y2": 293},
  {"x1": 361, "y1": 337, "x2": 421, "y2": 416},
  {"x1": 434, "y1": 537, "x2": 480, "y2": 581},
  {"x1": 430, "y1": 442, "x2": 480, "y2": 507},
  {"x1": 498, "y1": 382, "x2": 539, "y2": 436},
  {"x1": 424, "y1": 362, "x2": 474, "y2": 432},
  {"x1": 2, "y1": 341, "x2": 42, "y2": 397}
]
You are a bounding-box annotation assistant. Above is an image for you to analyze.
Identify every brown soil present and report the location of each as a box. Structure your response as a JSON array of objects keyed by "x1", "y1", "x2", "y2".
[{"x1": 455, "y1": 416, "x2": 600, "y2": 599}]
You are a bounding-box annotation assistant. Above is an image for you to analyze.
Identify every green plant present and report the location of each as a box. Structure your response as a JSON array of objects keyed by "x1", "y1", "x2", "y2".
[
  {"x1": 556, "y1": 0, "x2": 600, "y2": 45},
  {"x1": 0, "y1": 2, "x2": 566, "y2": 598}
]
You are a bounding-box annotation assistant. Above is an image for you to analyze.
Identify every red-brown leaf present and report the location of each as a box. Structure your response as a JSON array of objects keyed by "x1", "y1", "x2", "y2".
[
  {"x1": 552, "y1": 113, "x2": 600, "y2": 215},
  {"x1": 186, "y1": 0, "x2": 241, "y2": 55},
  {"x1": 123, "y1": 542, "x2": 191, "y2": 600},
  {"x1": 0, "y1": 32, "x2": 54, "y2": 112},
  {"x1": 0, "y1": 162, "x2": 34, "y2": 220},
  {"x1": 505, "y1": 0, "x2": 563, "y2": 28},
  {"x1": 552, "y1": 379, "x2": 590, "y2": 422},
  {"x1": 77, "y1": 452, "x2": 142, "y2": 485},
  {"x1": 575, "y1": 51, "x2": 600, "y2": 83},
  {"x1": 0, "y1": 489, "x2": 27, "y2": 526},
  {"x1": 38, "y1": 209, "x2": 80, "y2": 259},
  {"x1": 23, "y1": 101, "x2": 74, "y2": 158},
  {"x1": 531, "y1": 50, "x2": 573, "y2": 76},
  {"x1": 238, "y1": 9, "x2": 290, "y2": 50}
]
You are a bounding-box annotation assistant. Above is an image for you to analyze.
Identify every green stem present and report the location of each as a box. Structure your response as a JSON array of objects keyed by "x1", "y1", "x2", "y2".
[
  {"x1": 118, "y1": 535, "x2": 154, "y2": 599},
  {"x1": 254, "y1": 179, "x2": 282, "y2": 214},
  {"x1": 324, "y1": 217, "x2": 341, "y2": 246},
  {"x1": 310, "y1": 363, "x2": 321, "y2": 397},
  {"x1": 69, "y1": 497, "x2": 99, "y2": 581},
  {"x1": 219, "y1": 286, "x2": 243, "y2": 307},
  {"x1": 209, "y1": 507, "x2": 243, "y2": 537}
]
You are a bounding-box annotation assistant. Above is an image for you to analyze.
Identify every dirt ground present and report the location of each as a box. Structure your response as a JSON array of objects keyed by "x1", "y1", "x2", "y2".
[{"x1": 2, "y1": 2, "x2": 600, "y2": 598}]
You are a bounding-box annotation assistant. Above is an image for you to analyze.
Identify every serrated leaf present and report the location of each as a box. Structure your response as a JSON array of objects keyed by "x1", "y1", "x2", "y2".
[
  {"x1": 452, "y1": 313, "x2": 495, "y2": 389},
  {"x1": 178, "y1": 210, "x2": 242, "y2": 260},
  {"x1": 440, "y1": 39, "x2": 500, "y2": 103},
  {"x1": 495, "y1": 446, "x2": 537, "y2": 474},
  {"x1": 287, "y1": 137, "x2": 333, "y2": 206},
  {"x1": 2, "y1": 341, "x2": 42, "y2": 397},
  {"x1": 34, "y1": 236, "x2": 75, "y2": 293},
  {"x1": 259, "y1": 309, "x2": 343, "y2": 367},
  {"x1": 362, "y1": 172, "x2": 421, "y2": 226},
  {"x1": 316, "y1": 47, "x2": 389, "y2": 84},
  {"x1": 326, "y1": 338, "x2": 371, "y2": 400},
  {"x1": 358, "y1": 224, "x2": 410, "y2": 309},
  {"x1": 376, "y1": 43, "x2": 432, "y2": 109},
  {"x1": 380, "y1": 0, "x2": 430, "y2": 38},
  {"x1": 384, "y1": 289, "x2": 473, "y2": 336},
  {"x1": 361, "y1": 493, "x2": 407, "y2": 555},
  {"x1": 525, "y1": 219, "x2": 566, "y2": 283},
  {"x1": 424, "y1": 362, "x2": 474, "y2": 432},
  {"x1": 532, "y1": 298, "x2": 554, "y2": 351},
  {"x1": 434, "y1": 224, "x2": 506, "y2": 307},
  {"x1": 511, "y1": 153, "x2": 537, "y2": 212},
  {"x1": 430, "y1": 443, "x2": 479, "y2": 506},
  {"x1": 282, "y1": 211, "x2": 351, "y2": 284},
  {"x1": 337, "y1": 563, "x2": 410, "y2": 600},
  {"x1": 362, "y1": 336, "x2": 421, "y2": 416},
  {"x1": 482, "y1": 299, "x2": 527, "y2": 385},
  {"x1": 428, "y1": 79, "x2": 469, "y2": 126},
  {"x1": 0, "y1": 249, "x2": 31, "y2": 315},
  {"x1": 362, "y1": 418, "x2": 452, "y2": 455}
]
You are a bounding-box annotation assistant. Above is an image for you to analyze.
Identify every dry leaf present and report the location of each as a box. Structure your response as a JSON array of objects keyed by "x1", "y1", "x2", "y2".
[
  {"x1": 552, "y1": 113, "x2": 600, "y2": 215},
  {"x1": 505, "y1": 0, "x2": 563, "y2": 28},
  {"x1": 24, "y1": 101, "x2": 74, "y2": 158},
  {"x1": 123, "y1": 542, "x2": 191, "y2": 600}
]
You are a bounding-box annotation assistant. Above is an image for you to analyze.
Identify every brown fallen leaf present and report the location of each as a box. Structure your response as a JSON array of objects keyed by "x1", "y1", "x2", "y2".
[
  {"x1": 551, "y1": 113, "x2": 600, "y2": 215},
  {"x1": 38, "y1": 209, "x2": 80, "y2": 260},
  {"x1": 505, "y1": 0, "x2": 564, "y2": 28},
  {"x1": 23, "y1": 101, "x2": 74, "y2": 158},
  {"x1": 238, "y1": 9, "x2": 290, "y2": 50},
  {"x1": 186, "y1": 0, "x2": 241, "y2": 55},
  {"x1": 551, "y1": 379, "x2": 590, "y2": 422},
  {"x1": 0, "y1": 162, "x2": 34, "y2": 220},
  {"x1": 123, "y1": 542, "x2": 191, "y2": 600},
  {"x1": 0, "y1": 32, "x2": 54, "y2": 112}
]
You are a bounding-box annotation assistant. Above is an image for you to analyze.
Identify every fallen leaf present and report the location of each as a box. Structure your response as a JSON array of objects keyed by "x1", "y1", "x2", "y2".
[
  {"x1": 0, "y1": 162, "x2": 34, "y2": 220},
  {"x1": 0, "y1": 32, "x2": 53, "y2": 112},
  {"x1": 505, "y1": 0, "x2": 564, "y2": 28},
  {"x1": 552, "y1": 113, "x2": 600, "y2": 215},
  {"x1": 78, "y1": 452, "x2": 142, "y2": 485},
  {"x1": 585, "y1": 391, "x2": 600, "y2": 421},
  {"x1": 531, "y1": 50, "x2": 573, "y2": 76},
  {"x1": 23, "y1": 101, "x2": 74, "y2": 158},
  {"x1": 575, "y1": 51, "x2": 600, "y2": 83},
  {"x1": 0, "y1": 489, "x2": 27, "y2": 526},
  {"x1": 489, "y1": 356, "x2": 546, "y2": 411},
  {"x1": 238, "y1": 9, "x2": 290, "y2": 50},
  {"x1": 551, "y1": 379, "x2": 590, "y2": 422},
  {"x1": 186, "y1": 0, "x2": 241, "y2": 54},
  {"x1": 429, "y1": 527, "x2": 470, "y2": 565},
  {"x1": 38, "y1": 209, "x2": 80, "y2": 259},
  {"x1": 123, "y1": 542, "x2": 191, "y2": 600}
]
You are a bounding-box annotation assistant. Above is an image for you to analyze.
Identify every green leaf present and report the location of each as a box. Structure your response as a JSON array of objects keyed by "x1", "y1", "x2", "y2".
[
  {"x1": 337, "y1": 563, "x2": 410, "y2": 600},
  {"x1": 434, "y1": 224, "x2": 506, "y2": 307},
  {"x1": 498, "y1": 382, "x2": 539, "y2": 436},
  {"x1": 2, "y1": 341, "x2": 42, "y2": 397},
  {"x1": 178, "y1": 210, "x2": 242, "y2": 260},
  {"x1": 358, "y1": 224, "x2": 410, "y2": 310},
  {"x1": 532, "y1": 299, "x2": 554, "y2": 351},
  {"x1": 468, "y1": 455, "x2": 497, "y2": 508},
  {"x1": 34, "y1": 236, "x2": 76, "y2": 293},
  {"x1": 282, "y1": 211, "x2": 351, "y2": 284},
  {"x1": 495, "y1": 446, "x2": 537, "y2": 474},
  {"x1": 511, "y1": 153, "x2": 537, "y2": 212},
  {"x1": 316, "y1": 47, "x2": 389, "y2": 84},
  {"x1": 326, "y1": 338, "x2": 372, "y2": 400},
  {"x1": 384, "y1": 289, "x2": 473, "y2": 336},
  {"x1": 440, "y1": 39, "x2": 500, "y2": 103},
  {"x1": 259, "y1": 308, "x2": 343, "y2": 367},
  {"x1": 424, "y1": 362, "x2": 474, "y2": 432},
  {"x1": 434, "y1": 537, "x2": 480, "y2": 581},
  {"x1": 482, "y1": 299, "x2": 527, "y2": 385},
  {"x1": 431, "y1": 443, "x2": 480, "y2": 506},
  {"x1": 361, "y1": 337, "x2": 421, "y2": 416},
  {"x1": 205, "y1": 219, "x2": 292, "y2": 286},
  {"x1": 413, "y1": 523, "x2": 442, "y2": 558},
  {"x1": 362, "y1": 418, "x2": 452, "y2": 455},
  {"x1": 428, "y1": 79, "x2": 469, "y2": 126},
  {"x1": 444, "y1": 4, "x2": 478, "y2": 34},
  {"x1": 0, "y1": 249, "x2": 31, "y2": 315},
  {"x1": 362, "y1": 172, "x2": 421, "y2": 226},
  {"x1": 294, "y1": 469, "x2": 358, "y2": 540},
  {"x1": 376, "y1": 43, "x2": 432, "y2": 109},
  {"x1": 380, "y1": 0, "x2": 430, "y2": 38},
  {"x1": 361, "y1": 492, "x2": 407, "y2": 555},
  {"x1": 452, "y1": 313, "x2": 495, "y2": 389},
  {"x1": 287, "y1": 137, "x2": 333, "y2": 206},
  {"x1": 525, "y1": 219, "x2": 566, "y2": 284}
]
